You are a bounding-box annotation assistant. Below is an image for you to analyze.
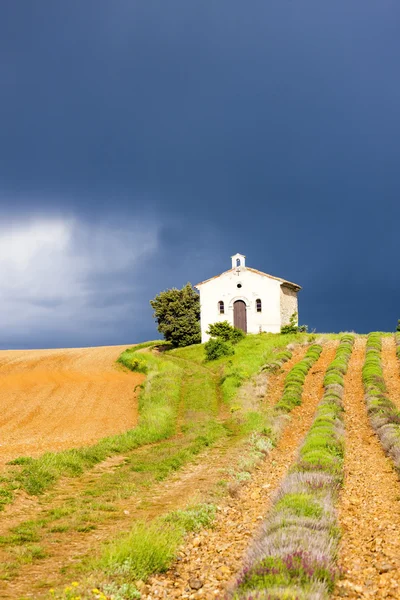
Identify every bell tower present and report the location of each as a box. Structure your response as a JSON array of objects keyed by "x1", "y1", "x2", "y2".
[{"x1": 231, "y1": 253, "x2": 246, "y2": 270}]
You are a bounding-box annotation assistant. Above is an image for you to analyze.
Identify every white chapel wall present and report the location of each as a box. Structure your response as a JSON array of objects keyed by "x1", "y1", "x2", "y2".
[{"x1": 198, "y1": 269, "x2": 282, "y2": 342}]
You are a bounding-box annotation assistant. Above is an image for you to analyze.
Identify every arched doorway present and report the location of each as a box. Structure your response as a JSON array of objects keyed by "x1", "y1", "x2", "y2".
[{"x1": 233, "y1": 300, "x2": 247, "y2": 332}]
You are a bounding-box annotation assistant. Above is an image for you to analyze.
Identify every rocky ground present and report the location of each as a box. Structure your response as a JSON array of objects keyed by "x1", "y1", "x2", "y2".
[
  {"x1": 3, "y1": 336, "x2": 400, "y2": 599},
  {"x1": 141, "y1": 343, "x2": 338, "y2": 599},
  {"x1": 332, "y1": 337, "x2": 400, "y2": 599}
]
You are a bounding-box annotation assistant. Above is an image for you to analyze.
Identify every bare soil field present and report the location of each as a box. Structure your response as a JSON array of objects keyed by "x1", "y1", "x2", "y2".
[{"x1": 0, "y1": 345, "x2": 143, "y2": 466}]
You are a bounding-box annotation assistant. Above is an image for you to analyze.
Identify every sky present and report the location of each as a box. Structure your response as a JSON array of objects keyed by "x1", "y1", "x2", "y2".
[{"x1": 1, "y1": 1, "x2": 399, "y2": 349}]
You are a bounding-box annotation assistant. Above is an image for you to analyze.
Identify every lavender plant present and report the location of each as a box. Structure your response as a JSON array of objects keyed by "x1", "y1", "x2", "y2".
[
  {"x1": 261, "y1": 345, "x2": 323, "y2": 447},
  {"x1": 362, "y1": 332, "x2": 400, "y2": 474},
  {"x1": 262, "y1": 350, "x2": 293, "y2": 373},
  {"x1": 232, "y1": 334, "x2": 355, "y2": 600},
  {"x1": 275, "y1": 345, "x2": 323, "y2": 413}
]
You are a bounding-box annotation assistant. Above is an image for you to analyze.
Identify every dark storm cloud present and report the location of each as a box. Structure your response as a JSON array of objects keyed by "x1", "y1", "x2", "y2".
[{"x1": 0, "y1": 1, "x2": 399, "y2": 347}]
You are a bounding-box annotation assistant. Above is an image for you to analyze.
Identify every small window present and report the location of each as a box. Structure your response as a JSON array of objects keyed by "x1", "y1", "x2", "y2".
[
  {"x1": 236, "y1": 258, "x2": 241, "y2": 267},
  {"x1": 256, "y1": 298, "x2": 262, "y2": 313},
  {"x1": 237, "y1": 283, "x2": 242, "y2": 289},
  {"x1": 218, "y1": 300, "x2": 225, "y2": 314}
]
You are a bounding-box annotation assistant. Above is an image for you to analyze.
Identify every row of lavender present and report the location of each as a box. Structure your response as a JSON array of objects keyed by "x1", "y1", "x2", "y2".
[
  {"x1": 262, "y1": 349, "x2": 293, "y2": 373},
  {"x1": 232, "y1": 334, "x2": 355, "y2": 600},
  {"x1": 259, "y1": 344, "x2": 323, "y2": 447},
  {"x1": 362, "y1": 332, "x2": 400, "y2": 474},
  {"x1": 396, "y1": 331, "x2": 400, "y2": 360}
]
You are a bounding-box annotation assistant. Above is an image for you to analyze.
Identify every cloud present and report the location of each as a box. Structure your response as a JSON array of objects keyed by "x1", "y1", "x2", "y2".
[{"x1": 0, "y1": 216, "x2": 160, "y2": 347}]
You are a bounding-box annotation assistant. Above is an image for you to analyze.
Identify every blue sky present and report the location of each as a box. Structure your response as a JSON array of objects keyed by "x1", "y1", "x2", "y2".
[{"x1": 1, "y1": 1, "x2": 399, "y2": 348}]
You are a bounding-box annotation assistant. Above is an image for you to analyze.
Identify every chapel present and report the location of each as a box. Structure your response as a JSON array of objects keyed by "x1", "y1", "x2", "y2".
[{"x1": 194, "y1": 253, "x2": 301, "y2": 343}]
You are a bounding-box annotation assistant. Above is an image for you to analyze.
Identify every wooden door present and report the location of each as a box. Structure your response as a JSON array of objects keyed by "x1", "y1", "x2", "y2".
[{"x1": 234, "y1": 300, "x2": 247, "y2": 332}]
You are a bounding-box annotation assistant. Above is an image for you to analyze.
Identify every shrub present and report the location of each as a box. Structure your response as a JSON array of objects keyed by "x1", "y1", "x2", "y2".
[
  {"x1": 206, "y1": 321, "x2": 245, "y2": 344},
  {"x1": 204, "y1": 338, "x2": 235, "y2": 361},
  {"x1": 117, "y1": 352, "x2": 148, "y2": 374},
  {"x1": 397, "y1": 319, "x2": 400, "y2": 333},
  {"x1": 281, "y1": 312, "x2": 308, "y2": 335}
]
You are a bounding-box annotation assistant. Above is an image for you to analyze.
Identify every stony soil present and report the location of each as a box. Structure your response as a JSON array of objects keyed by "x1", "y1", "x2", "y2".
[
  {"x1": 0, "y1": 346, "x2": 308, "y2": 598},
  {"x1": 4, "y1": 337, "x2": 400, "y2": 599},
  {"x1": 0, "y1": 345, "x2": 143, "y2": 465},
  {"x1": 332, "y1": 337, "x2": 400, "y2": 599},
  {"x1": 381, "y1": 336, "x2": 400, "y2": 411},
  {"x1": 141, "y1": 343, "x2": 338, "y2": 599}
]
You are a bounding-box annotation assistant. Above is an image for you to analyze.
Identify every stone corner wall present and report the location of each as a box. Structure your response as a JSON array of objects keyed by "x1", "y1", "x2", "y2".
[{"x1": 280, "y1": 285, "x2": 299, "y2": 326}]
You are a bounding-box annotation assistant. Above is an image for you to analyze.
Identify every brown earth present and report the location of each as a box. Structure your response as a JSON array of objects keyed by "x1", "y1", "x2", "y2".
[
  {"x1": 0, "y1": 345, "x2": 143, "y2": 466},
  {"x1": 4, "y1": 337, "x2": 398, "y2": 599},
  {"x1": 0, "y1": 344, "x2": 309, "y2": 598},
  {"x1": 141, "y1": 342, "x2": 339, "y2": 599},
  {"x1": 381, "y1": 336, "x2": 400, "y2": 411},
  {"x1": 333, "y1": 337, "x2": 400, "y2": 599}
]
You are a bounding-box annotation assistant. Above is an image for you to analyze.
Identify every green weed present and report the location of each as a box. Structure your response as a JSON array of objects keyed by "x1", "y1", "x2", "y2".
[{"x1": 100, "y1": 503, "x2": 216, "y2": 581}]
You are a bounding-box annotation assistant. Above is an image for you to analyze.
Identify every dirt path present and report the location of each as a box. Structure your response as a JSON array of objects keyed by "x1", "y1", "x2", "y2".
[
  {"x1": 381, "y1": 336, "x2": 400, "y2": 410},
  {"x1": 0, "y1": 345, "x2": 143, "y2": 466},
  {"x1": 141, "y1": 342, "x2": 338, "y2": 599},
  {"x1": 0, "y1": 344, "x2": 311, "y2": 598},
  {"x1": 333, "y1": 337, "x2": 400, "y2": 599}
]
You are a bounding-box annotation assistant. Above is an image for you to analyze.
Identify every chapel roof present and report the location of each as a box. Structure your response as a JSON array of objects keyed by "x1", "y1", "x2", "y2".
[{"x1": 194, "y1": 267, "x2": 301, "y2": 291}]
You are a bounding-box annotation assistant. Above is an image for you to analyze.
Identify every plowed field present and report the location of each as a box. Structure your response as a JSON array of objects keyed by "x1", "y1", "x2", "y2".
[{"x1": 0, "y1": 345, "x2": 143, "y2": 466}]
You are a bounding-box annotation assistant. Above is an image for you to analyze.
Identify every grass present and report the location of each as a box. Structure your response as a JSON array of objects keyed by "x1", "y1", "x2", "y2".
[
  {"x1": 1, "y1": 350, "x2": 184, "y2": 503},
  {"x1": 171, "y1": 332, "x2": 309, "y2": 406},
  {"x1": 233, "y1": 334, "x2": 355, "y2": 599},
  {"x1": 0, "y1": 422, "x2": 227, "y2": 567},
  {"x1": 129, "y1": 420, "x2": 227, "y2": 480},
  {"x1": 101, "y1": 521, "x2": 181, "y2": 580},
  {"x1": 0, "y1": 332, "x2": 322, "y2": 596},
  {"x1": 1, "y1": 333, "x2": 312, "y2": 510},
  {"x1": 43, "y1": 504, "x2": 216, "y2": 599},
  {"x1": 117, "y1": 340, "x2": 168, "y2": 374},
  {"x1": 99, "y1": 503, "x2": 216, "y2": 581}
]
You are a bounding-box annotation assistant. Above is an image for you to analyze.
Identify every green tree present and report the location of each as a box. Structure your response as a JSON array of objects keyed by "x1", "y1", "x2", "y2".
[
  {"x1": 150, "y1": 283, "x2": 201, "y2": 347},
  {"x1": 397, "y1": 319, "x2": 400, "y2": 332}
]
